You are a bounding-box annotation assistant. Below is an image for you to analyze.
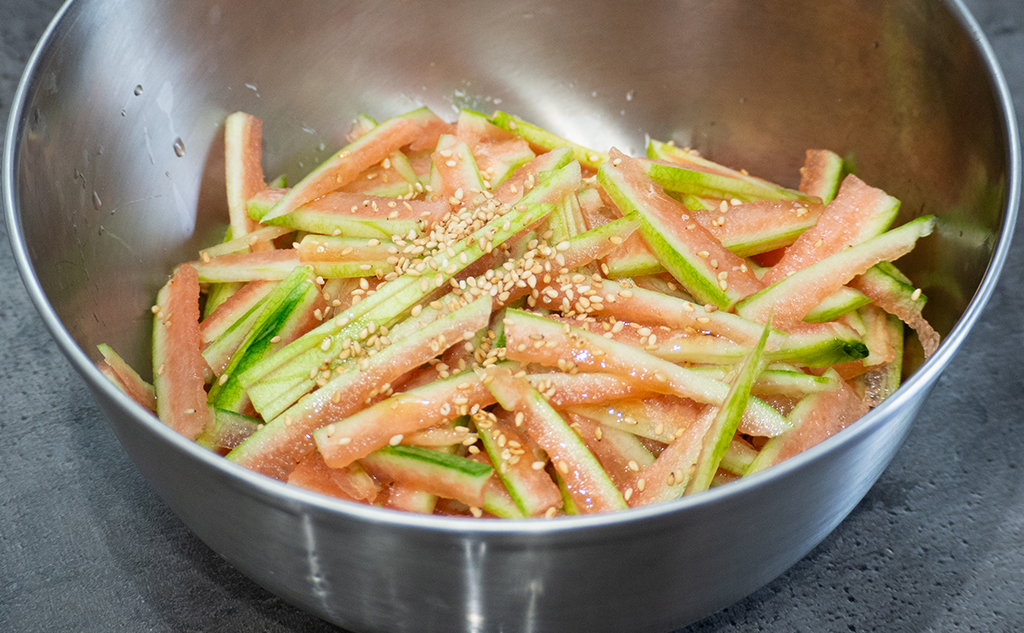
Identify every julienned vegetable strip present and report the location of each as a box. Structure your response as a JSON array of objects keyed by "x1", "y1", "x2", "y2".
[
  {"x1": 686, "y1": 318, "x2": 771, "y2": 494},
  {"x1": 224, "y1": 111, "x2": 266, "y2": 239},
  {"x1": 484, "y1": 365, "x2": 628, "y2": 514},
  {"x1": 100, "y1": 104, "x2": 939, "y2": 518},
  {"x1": 239, "y1": 159, "x2": 581, "y2": 421},
  {"x1": 501, "y1": 308, "x2": 791, "y2": 437},
  {"x1": 152, "y1": 264, "x2": 210, "y2": 441},
  {"x1": 735, "y1": 215, "x2": 935, "y2": 330},
  {"x1": 261, "y1": 107, "x2": 451, "y2": 223},
  {"x1": 228, "y1": 294, "x2": 493, "y2": 480},
  {"x1": 598, "y1": 152, "x2": 765, "y2": 309}
]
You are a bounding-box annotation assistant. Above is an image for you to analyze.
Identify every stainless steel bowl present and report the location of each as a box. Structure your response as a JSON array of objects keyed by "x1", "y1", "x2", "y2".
[{"x1": 4, "y1": 1, "x2": 1018, "y2": 631}]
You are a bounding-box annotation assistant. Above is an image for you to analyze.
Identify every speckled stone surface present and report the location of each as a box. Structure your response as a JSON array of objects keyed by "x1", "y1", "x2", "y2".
[{"x1": 1, "y1": 1, "x2": 1022, "y2": 631}]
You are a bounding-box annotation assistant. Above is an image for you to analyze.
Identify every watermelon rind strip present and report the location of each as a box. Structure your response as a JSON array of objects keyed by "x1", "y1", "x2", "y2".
[
  {"x1": 686, "y1": 318, "x2": 771, "y2": 493},
  {"x1": 239, "y1": 160, "x2": 580, "y2": 420}
]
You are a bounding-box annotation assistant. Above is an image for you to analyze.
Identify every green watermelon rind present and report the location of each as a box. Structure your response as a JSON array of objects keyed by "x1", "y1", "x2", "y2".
[
  {"x1": 597, "y1": 161, "x2": 732, "y2": 308},
  {"x1": 489, "y1": 111, "x2": 609, "y2": 171},
  {"x1": 485, "y1": 365, "x2": 628, "y2": 513},
  {"x1": 229, "y1": 295, "x2": 492, "y2": 477},
  {"x1": 361, "y1": 445, "x2": 494, "y2": 507},
  {"x1": 687, "y1": 320, "x2": 771, "y2": 493},
  {"x1": 803, "y1": 286, "x2": 873, "y2": 323},
  {"x1": 206, "y1": 266, "x2": 320, "y2": 412},
  {"x1": 262, "y1": 106, "x2": 446, "y2": 223},
  {"x1": 239, "y1": 160, "x2": 580, "y2": 420},
  {"x1": 736, "y1": 215, "x2": 936, "y2": 325}
]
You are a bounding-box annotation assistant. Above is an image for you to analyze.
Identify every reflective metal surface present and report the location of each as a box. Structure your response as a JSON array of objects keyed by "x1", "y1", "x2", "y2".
[{"x1": 4, "y1": 1, "x2": 1018, "y2": 631}]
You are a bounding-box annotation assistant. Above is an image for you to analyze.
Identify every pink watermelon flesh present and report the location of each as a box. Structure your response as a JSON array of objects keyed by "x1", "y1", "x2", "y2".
[
  {"x1": 153, "y1": 264, "x2": 211, "y2": 440},
  {"x1": 761, "y1": 174, "x2": 896, "y2": 286},
  {"x1": 199, "y1": 280, "x2": 276, "y2": 347},
  {"x1": 485, "y1": 365, "x2": 628, "y2": 514},
  {"x1": 526, "y1": 372, "x2": 652, "y2": 407},
  {"x1": 262, "y1": 109, "x2": 452, "y2": 223},
  {"x1": 850, "y1": 271, "x2": 940, "y2": 359},
  {"x1": 315, "y1": 374, "x2": 495, "y2": 469},
  {"x1": 97, "y1": 347, "x2": 156, "y2": 413},
  {"x1": 224, "y1": 112, "x2": 266, "y2": 239},
  {"x1": 759, "y1": 376, "x2": 868, "y2": 468},
  {"x1": 287, "y1": 451, "x2": 370, "y2": 502},
  {"x1": 627, "y1": 405, "x2": 717, "y2": 507}
]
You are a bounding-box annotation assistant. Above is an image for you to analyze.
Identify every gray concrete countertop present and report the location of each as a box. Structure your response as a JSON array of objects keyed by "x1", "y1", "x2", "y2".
[{"x1": 1, "y1": 1, "x2": 1022, "y2": 631}]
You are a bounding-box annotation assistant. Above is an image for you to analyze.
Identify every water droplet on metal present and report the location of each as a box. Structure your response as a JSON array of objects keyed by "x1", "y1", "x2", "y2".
[
  {"x1": 92, "y1": 191, "x2": 102, "y2": 210},
  {"x1": 626, "y1": 90, "x2": 634, "y2": 101},
  {"x1": 173, "y1": 137, "x2": 186, "y2": 157},
  {"x1": 134, "y1": 85, "x2": 144, "y2": 96}
]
